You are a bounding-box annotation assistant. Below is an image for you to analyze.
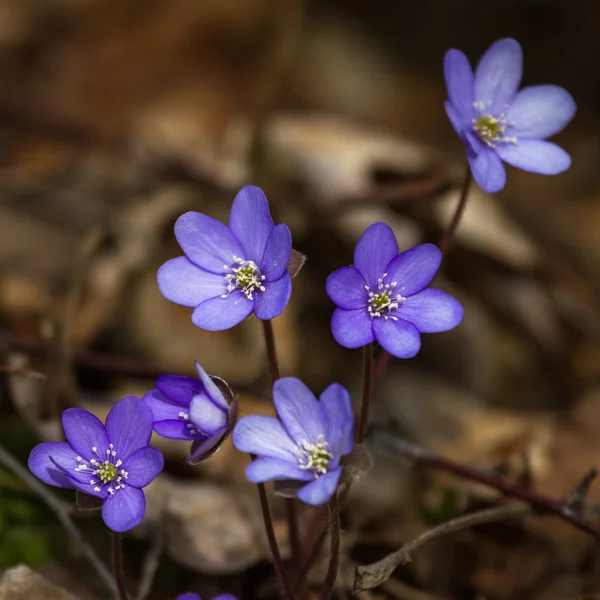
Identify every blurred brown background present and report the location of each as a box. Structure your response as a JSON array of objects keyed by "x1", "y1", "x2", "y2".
[{"x1": 1, "y1": 1, "x2": 600, "y2": 599}]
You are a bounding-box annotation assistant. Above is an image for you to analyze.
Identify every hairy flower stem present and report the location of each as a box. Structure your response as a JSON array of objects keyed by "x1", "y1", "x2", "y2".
[
  {"x1": 356, "y1": 343, "x2": 373, "y2": 443},
  {"x1": 253, "y1": 466, "x2": 296, "y2": 600},
  {"x1": 261, "y1": 319, "x2": 301, "y2": 571},
  {"x1": 111, "y1": 532, "x2": 129, "y2": 600},
  {"x1": 439, "y1": 164, "x2": 473, "y2": 256},
  {"x1": 370, "y1": 165, "x2": 472, "y2": 394},
  {"x1": 318, "y1": 493, "x2": 341, "y2": 600}
]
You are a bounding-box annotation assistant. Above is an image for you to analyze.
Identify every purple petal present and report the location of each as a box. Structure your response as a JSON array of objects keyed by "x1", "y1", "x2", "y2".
[
  {"x1": 142, "y1": 390, "x2": 187, "y2": 421},
  {"x1": 177, "y1": 595, "x2": 201, "y2": 600},
  {"x1": 186, "y1": 426, "x2": 228, "y2": 464},
  {"x1": 246, "y1": 457, "x2": 313, "y2": 483},
  {"x1": 354, "y1": 222, "x2": 399, "y2": 290},
  {"x1": 468, "y1": 148, "x2": 506, "y2": 193},
  {"x1": 192, "y1": 291, "x2": 253, "y2": 331},
  {"x1": 296, "y1": 468, "x2": 342, "y2": 506},
  {"x1": 274, "y1": 377, "x2": 327, "y2": 444},
  {"x1": 154, "y1": 419, "x2": 204, "y2": 440},
  {"x1": 331, "y1": 308, "x2": 374, "y2": 349},
  {"x1": 326, "y1": 266, "x2": 368, "y2": 310},
  {"x1": 229, "y1": 185, "x2": 274, "y2": 264},
  {"x1": 157, "y1": 257, "x2": 226, "y2": 308},
  {"x1": 496, "y1": 140, "x2": 571, "y2": 174},
  {"x1": 194, "y1": 362, "x2": 228, "y2": 411},
  {"x1": 101, "y1": 486, "x2": 145, "y2": 532},
  {"x1": 385, "y1": 243, "x2": 442, "y2": 297},
  {"x1": 444, "y1": 48, "x2": 474, "y2": 123},
  {"x1": 445, "y1": 102, "x2": 483, "y2": 156},
  {"x1": 509, "y1": 85, "x2": 576, "y2": 139},
  {"x1": 445, "y1": 100, "x2": 467, "y2": 140},
  {"x1": 372, "y1": 318, "x2": 421, "y2": 359},
  {"x1": 213, "y1": 596, "x2": 238, "y2": 600},
  {"x1": 105, "y1": 397, "x2": 153, "y2": 461},
  {"x1": 319, "y1": 384, "x2": 354, "y2": 458},
  {"x1": 254, "y1": 273, "x2": 291, "y2": 320},
  {"x1": 397, "y1": 288, "x2": 464, "y2": 333},
  {"x1": 232, "y1": 415, "x2": 298, "y2": 461},
  {"x1": 189, "y1": 392, "x2": 228, "y2": 434},
  {"x1": 261, "y1": 224, "x2": 292, "y2": 281},
  {"x1": 28, "y1": 442, "x2": 78, "y2": 489},
  {"x1": 155, "y1": 375, "x2": 204, "y2": 407},
  {"x1": 121, "y1": 447, "x2": 164, "y2": 488},
  {"x1": 175, "y1": 212, "x2": 244, "y2": 274},
  {"x1": 62, "y1": 408, "x2": 109, "y2": 462},
  {"x1": 474, "y1": 38, "x2": 522, "y2": 113}
]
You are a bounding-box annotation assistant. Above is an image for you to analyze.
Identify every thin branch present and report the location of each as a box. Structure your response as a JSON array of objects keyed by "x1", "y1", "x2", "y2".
[
  {"x1": 0, "y1": 442, "x2": 117, "y2": 597},
  {"x1": 565, "y1": 468, "x2": 598, "y2": 512},
  {"x1": 370, "y1": 427, "x2": 600, "y2": 540},
  {"x1": 354, "y1": 505, "x2": 531, "y2": 591}
]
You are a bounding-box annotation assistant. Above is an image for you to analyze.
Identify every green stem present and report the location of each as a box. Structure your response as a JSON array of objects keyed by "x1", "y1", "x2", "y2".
[{"x1": 111, "y1": 532, "x2": 129, "y2": 600}]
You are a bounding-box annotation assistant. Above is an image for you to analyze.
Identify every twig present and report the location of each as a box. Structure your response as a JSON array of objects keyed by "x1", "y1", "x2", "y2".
[
  {"x1": 135, "y1": 522, "x2": 164, "y2": 600},
  {"x1": 565, "y1": 468, "x2": 598, "y2": 512},
  {"x1": 354, "y1": 505, "x2": 531, "y2": 591},
  {"x1": 319, "y1": 493, "x2": 341, "y2": 600},
  {"x1": 0, "y1": 442, "x2": 117, "y2": 597},
  {"x1": 371, "y1": 426, "x2": 600, "y2": 540}
]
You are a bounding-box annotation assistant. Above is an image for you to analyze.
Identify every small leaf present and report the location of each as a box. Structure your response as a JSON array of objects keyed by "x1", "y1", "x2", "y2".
[{"x1": 287, "y1": 249, "x2": 307, "y2": 279}]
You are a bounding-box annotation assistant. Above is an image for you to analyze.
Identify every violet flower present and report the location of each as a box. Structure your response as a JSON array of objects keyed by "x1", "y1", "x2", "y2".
[
  {"x1": 177, "y1": 595, "x2": 237, "y2": 600},
  {"x1": 233, "y1": 377, "x2": 353, "y2": 506},
  {"x1": 28, "y1": 397, "x2": 164, "y2": 532},
  {"x1": 444, "y1": 38, "x2": 576, "y2": 193},
  {"x1": 158, "y1": 185, "x2": 292, "y2": 331},
  {"x1": 143, "y1": 362, "x2": 237, "y2": 464},
  {"x1": 326, "y1": 223, "x2": 463, "y2": 358}
]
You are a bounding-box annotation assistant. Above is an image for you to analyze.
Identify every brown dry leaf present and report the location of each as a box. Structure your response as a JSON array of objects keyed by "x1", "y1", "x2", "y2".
[{"x1": 0, "y1": 565, "x2": 80, "y2": 600}]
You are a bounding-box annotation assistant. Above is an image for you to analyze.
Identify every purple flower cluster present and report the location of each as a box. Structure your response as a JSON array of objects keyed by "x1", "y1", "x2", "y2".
[
  {"x1": 28, "y1": 397, "x2": 163, "y2": 532},
  {"x1": 233, "y1": 378, "x2": 354, "y2": 506},
  {"x1": 444, "y1": 38, "x2": 576, "y2": 193},
  {"x1": 158, "y1": 185, "x2": 292, "y2": 331},
  {"x1": 326, "y1": 223, "x2": 463, "y2": 358}
]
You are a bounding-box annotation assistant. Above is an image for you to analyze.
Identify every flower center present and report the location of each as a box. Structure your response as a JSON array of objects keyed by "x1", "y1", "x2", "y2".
[
  {"x1": 178, "y1": 411, "x2": 203, "y2": 436},
  {"x1": 298, "y1": 435, "x2": 332, "y2": 477},
  {"x1": 222, "y1": 256, "x2": 266, "y2": 300},
  {"x1": 472, "y1": 101, "x2": 517, "y2": 148},
  {"x1": 74, "y1": 443, "x2": 129, "y2": 495},
  {"x1": 366, "y1": 274, "x2": 406, "y2": 320}
]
